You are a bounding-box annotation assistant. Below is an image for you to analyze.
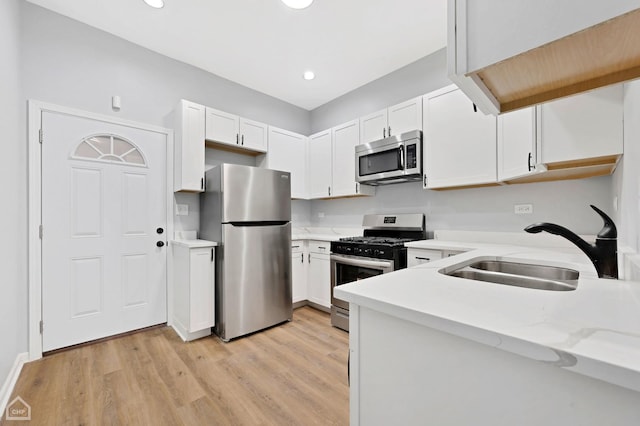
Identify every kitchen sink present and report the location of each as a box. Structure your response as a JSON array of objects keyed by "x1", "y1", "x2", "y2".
[{"x1": 440, "y1": 258, "x2": 579, "y2": 291}]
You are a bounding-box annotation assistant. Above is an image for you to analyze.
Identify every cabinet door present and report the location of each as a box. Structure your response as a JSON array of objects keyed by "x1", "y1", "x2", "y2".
[
  {"x1": 308, "y1": 253, "x2": 330, "y2": 308},
  {"x1": 174, "y1": 100, "x2": 205, "y2": 192},
  {"x1": 360, "y1": 109, "x2": 388, "y2": 144},
  {"x1": 308, "y1": 130, "x2": 333, "y2": 198},
  {"x1": 205, "y1": 107, "x2": 239, "y2": 146},
  {"x1": 239, "y1": 118, "x2": 268, "y2": 153},
  {"x1": 266, "y1": 127, "x2": 308, "y2": 199},
  {"x1": 424, "y1": 86, "x2": 497, "y2": 189},
  {"x1": 539, "y1": 85, "x2": 623, "y2": 164},
  {"x1": 332, "y1": 120, "x2": 360, "y2": 197},
  {"x1": 189, "y1": 247, "x2": 215, "y2": 332},
  {"x1": 388, "y1": 97, "x2": 423, "y2": 136},
  {"x1": 291, "y1": 242, "x2": 307, "y2": 303},
  {"x1": 498, "y1": 107, "x2": 536, "y2": 181}
]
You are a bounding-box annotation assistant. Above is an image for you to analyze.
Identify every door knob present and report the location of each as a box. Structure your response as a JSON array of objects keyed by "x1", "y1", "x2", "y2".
[
  {"x1": 156, "y1": 241, "x2": 165, "y2": 247},
  {"x1": 156, "y1": 227, "x2": 164, "y2": 234}
]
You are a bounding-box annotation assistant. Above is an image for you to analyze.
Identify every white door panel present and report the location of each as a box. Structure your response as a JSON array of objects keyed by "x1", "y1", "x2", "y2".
[{"x1": 42, "y1": 111, "x2": 167, "y2": 351}]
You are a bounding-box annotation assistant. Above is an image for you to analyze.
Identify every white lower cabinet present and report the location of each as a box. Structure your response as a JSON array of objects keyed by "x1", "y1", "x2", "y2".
[
  {"x1": 291, "y1": 241, "x2": 307, "y2": 303},
  {"x1": 307, "y1": 240, "x2": 331, "y2": 308},
  {"x1": 172, "y1": 241, "x2": 216, "y2": 341}
]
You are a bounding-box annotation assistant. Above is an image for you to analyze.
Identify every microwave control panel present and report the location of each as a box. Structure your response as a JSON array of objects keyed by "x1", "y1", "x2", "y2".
[{"x1": 406, "y1": 143, "x2": 417, "y2": 169}]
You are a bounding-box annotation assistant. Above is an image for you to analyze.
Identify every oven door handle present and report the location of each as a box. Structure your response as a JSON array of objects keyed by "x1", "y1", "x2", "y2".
[{"x1": 331, "y1": 254, "x2": 394, "y2": 270}]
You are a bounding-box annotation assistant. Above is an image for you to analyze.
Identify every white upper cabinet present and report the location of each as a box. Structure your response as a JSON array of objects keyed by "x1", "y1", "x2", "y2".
[
  {"x1": 308, "y1": 130, "x2": 333, "y2": 198},
  {"x1": 259, "y1": 126, "x2": 308, "y2": 199},
  {"x1": 538, "y1": 85, "x2": 623, "y2": 165},
  {"x1": 239, "y1": 118, "x2": 268, "y2": 152},
  {"x1": 423, "y1": 85, "x2": 497, "y2": 189},
  {"x1": 360, "y1": 97, "x2": 423, "y2": 144},
  {"x1": 497, "y1": 107, "x2": 537, "y2": 182},
  {"x1": 174, "y1": 100, "x2": 206, "y2": 192},
  {"x1": 448, "y1": 0, "x2": 640, "y2": 114},
  {"x1": 205, "y1": 107, "x2": 239, "y2": 146},
  {"x1": 360, "y1": 109, "x2": 388, "y2": 144},
  {"x1": 388, "y1": 97, "x2": 423, "y2": 137},
  {"x1": 332, "y1": 120, "x2": 374, "y2": 198},
  {"x1": 205, "y1": 107, "x2": 267, "y2": 153}
]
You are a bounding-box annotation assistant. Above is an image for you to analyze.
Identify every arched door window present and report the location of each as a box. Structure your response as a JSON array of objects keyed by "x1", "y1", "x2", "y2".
[{"x1": 72, "y1": 134, "x2": 147, "y2": 167}]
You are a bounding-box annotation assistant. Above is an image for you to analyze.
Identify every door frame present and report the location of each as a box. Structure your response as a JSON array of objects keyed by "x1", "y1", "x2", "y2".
[{"x1": 28, "y1": 100, "x2": 175, "y2": 360}]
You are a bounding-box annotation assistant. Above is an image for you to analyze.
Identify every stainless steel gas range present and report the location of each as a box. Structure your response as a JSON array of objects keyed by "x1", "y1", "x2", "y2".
[{"x1": 330, "y1": 214, "x2": 426, "y2": 331}]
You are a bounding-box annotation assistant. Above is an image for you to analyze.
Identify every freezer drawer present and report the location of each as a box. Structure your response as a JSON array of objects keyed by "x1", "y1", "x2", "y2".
[{"x1": 216, "y1": 222, "x2": 293, "y2": 340}]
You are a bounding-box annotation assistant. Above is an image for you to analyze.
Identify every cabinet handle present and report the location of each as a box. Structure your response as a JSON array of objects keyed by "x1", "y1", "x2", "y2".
[
  {"x1": 241, "y1": 134, "x2": 244, "y2": 146},
  {"x1": 308, "y1": 253, "x2": 311, "y2": 263},
  {"x1": 472, "y1": 103, "x2": 478, "y2": 113},
  {"x1": 236, "y1": 133, "x2": 239, "y2": 144},
  {"x1": 328, "y1": 186, "x2": 331, "y2": 196},
  {"x1": 301, "y1": 253, "x2": 304, "y2": 263},
  {"x1": 318, "y1": 247, "x2": 326, "y2": 251},
  {"x1": 355, "y1": 183, "x2": 358, "y2": 194},
  {"x1": 211, "y1": 248, "x2": 214, "y2": 262},
  {"x1": 292, "y1": 245, "x2": 300, "y2": 249},
  {"x1": 527, "y1": 152, "x2": 533, "y2": 172},
  {"x1": 415, "y1": 257, "x2": 431, "y2": 261},
  {"x1": 423, "y1": 174, "x2": 427, "y2": 187},
  {"x1": 388, "y1": 126, "x2": 391, "y2": 136},
  {"x1": 383, "y1": 127, "x2": 386, "y2": 138},
  {"x1": 201, "y1": 177, "x2": 204, "y2": 190}
]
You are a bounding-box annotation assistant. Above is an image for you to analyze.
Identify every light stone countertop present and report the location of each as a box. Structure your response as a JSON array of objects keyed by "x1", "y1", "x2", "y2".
[
  {"x1": 335, "y1": 243, "x2": 640, "y2": 393},
  {"x1": 170, "y1": 239, "x2": 219, "y2": 248},
  {"x1": 291, "y1": 227, "x2": 362, "y2": 242}
]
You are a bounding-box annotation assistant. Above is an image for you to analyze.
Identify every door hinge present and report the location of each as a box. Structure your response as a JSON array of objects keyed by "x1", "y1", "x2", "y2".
[
  {"x1": 39, "y1": 320, "x2": 44, "y2": 334},
  {"x1": 39, "y1": 129, "x2": 43, "y2": 144},
  {"x1": 39, "y1": 224, "x2": 43, "y2": 239}
]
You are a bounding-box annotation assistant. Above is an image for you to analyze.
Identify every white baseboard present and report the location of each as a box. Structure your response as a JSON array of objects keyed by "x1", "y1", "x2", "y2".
[
  {"x1": 171, "y1": 320, "x2": 211, "y2": 342},
  {"x1": 0, "y1": 352, "x2": 28, "y2": 415}
]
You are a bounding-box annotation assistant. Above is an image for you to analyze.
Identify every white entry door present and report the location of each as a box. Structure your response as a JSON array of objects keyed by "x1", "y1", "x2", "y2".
[{"x1": 41, "y1": 111, "x2": 168, "y2": 352}]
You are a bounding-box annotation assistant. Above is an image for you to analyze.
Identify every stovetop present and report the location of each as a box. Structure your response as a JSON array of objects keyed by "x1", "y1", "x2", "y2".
[{"x1": 338, "y1": 236, "x2": 416, "y2": 247}]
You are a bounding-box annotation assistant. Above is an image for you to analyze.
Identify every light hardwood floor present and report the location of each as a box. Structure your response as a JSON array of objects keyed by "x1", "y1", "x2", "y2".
[{"x1": 1, "y1": 307, "x2": 349, "y2": 425}]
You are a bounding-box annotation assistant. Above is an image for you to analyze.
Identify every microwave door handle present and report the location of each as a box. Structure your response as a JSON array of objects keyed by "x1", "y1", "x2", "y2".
[{"x1": 398, "y1": 146, "x2": 405, "y2": 169}]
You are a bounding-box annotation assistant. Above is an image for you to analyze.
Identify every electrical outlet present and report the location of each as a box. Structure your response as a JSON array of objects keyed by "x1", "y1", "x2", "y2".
[
  {"x1": 514, "y1": 204, "x2": 533, "y2": 215},
  {"x1": 175, "y1": 204, "x2": 189, "y2": 216}
]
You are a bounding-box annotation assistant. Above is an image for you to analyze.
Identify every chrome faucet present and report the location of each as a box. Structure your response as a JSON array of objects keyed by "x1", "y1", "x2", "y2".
[{"x1": 524, "y1": 205, "x2": 618, "y2": 279}]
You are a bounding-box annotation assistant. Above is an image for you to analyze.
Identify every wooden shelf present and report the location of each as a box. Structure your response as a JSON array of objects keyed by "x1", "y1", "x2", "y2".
[{"x1": 473, "y1": 8, "x2": 640, "y2": 113}]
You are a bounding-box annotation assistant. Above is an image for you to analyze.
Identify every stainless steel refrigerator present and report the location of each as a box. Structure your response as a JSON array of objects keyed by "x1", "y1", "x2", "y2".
[{"x1": 200, "y1": 164, "x2": 292, "y2": 341}]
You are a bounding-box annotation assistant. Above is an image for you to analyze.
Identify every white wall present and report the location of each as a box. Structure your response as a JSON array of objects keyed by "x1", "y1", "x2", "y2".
[
  {"x1": 613, "y1": 81, "x2": 640, "y2": 252},
  {"x1": 311, "y1": 177, "x2": 611, "y2": 234},
  {"x1": 20, "y1": 3, "x2": 310, "y2": 135},
  {"x1": 310, "y1": 49, "x2": 450, "y2": 133},
  {"x1": 0, "y1": 0, "x2": 26, "y2": 387}
]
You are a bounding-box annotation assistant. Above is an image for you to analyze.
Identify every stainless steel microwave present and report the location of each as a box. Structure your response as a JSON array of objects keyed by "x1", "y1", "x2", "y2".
[{"x1": 355, "y1": 130, "x2": 422, "y2": 185}]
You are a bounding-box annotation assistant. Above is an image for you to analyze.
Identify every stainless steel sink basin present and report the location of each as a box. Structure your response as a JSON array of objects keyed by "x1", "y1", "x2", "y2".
[{"x1": 440, "y1": 258, "x2": 579, "y2": 291}]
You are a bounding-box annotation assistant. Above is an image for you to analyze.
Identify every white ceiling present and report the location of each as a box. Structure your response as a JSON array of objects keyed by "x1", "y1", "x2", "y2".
[{"x1": 25, "y1": 0, "x2": 448, "y2": 110}]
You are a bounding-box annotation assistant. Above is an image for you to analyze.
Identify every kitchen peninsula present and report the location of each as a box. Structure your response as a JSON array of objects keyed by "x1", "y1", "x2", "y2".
[{"x1": 335, "y1": 241, "x2": 640, "y2": 425}]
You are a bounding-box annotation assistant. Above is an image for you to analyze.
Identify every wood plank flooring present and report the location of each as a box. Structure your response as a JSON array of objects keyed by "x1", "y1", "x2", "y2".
[{"x1": 1, "y1": 307, "x2": 349, "y2": 425}]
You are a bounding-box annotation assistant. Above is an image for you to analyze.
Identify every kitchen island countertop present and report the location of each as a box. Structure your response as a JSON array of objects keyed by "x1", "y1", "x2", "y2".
[{"x1": 335, "y1": 243, "x2": 640, "y2": 393}]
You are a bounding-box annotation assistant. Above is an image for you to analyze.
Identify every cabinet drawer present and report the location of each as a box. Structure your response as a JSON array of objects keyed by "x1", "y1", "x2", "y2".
[
  {"x1": 291, "y1": 241, "x2": 305, "y2": 253},
  {"x1": 407, "y1": 248, "x2": 443, "y2": 267},
  {"x1": 308, "y1": 240, "x2": 331, "y2": 254}
]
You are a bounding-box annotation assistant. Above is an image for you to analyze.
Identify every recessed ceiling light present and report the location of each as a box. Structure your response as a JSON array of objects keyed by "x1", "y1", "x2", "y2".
[
  {"x1": 303, "y1": 71, "x2": 315, "y2": 80},
  {"x1": 282, "y1": 0, "x2": 314, "y2": 10},
  {"x1": 143, "y1": 0, "x2": 164, "y2": 9}
]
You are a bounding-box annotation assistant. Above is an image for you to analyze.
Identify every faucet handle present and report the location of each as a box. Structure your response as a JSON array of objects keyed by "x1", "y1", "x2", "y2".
[{"x1": 591, "y1": 205, "x2": 617, "y2": 239}]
